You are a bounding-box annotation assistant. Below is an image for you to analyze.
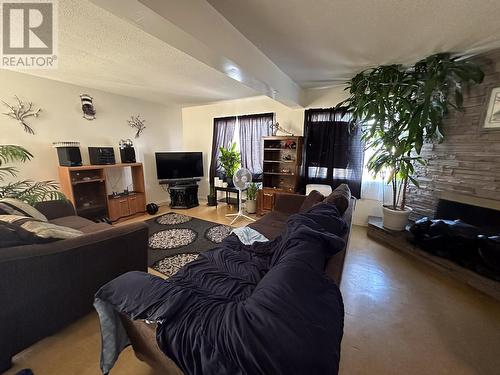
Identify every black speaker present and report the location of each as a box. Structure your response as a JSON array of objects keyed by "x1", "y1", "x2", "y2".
[
  {"x1": 88, "y1": 147, "x2": 115, "y2": 165},
  {"x1": 120, "y1": 146, "x2": 136, "y2": 163},
  {"x1": 56, "y1": 147, "x2": 82, "y2": 167},
  {"x1": 146, "y1": 203, "x2": 159, "y2": 215}
]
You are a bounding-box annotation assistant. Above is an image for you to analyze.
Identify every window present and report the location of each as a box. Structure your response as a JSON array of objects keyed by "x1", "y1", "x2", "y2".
[
  {"x1": 209, "y1": 113, "x2": 273, "y2": 183},
  {"x1": 303, "y1": 107, "x2": 364, "y2": 198}
]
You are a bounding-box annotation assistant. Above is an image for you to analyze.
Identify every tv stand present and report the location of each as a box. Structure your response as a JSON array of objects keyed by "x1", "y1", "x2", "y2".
[{"x1": 160, "y1": 179, "x2": 199, "y2": 209}]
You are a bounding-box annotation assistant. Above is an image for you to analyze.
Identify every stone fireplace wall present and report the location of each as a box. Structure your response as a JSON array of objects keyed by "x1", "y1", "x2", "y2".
[{"x1": 407, "y1": 48, "x2": 500, "y2": 218}]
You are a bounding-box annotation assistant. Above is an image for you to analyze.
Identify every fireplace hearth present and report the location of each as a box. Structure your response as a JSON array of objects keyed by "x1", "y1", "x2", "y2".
[{"x1": 367, "y1": 198, "x2": 500, "y2": 301}]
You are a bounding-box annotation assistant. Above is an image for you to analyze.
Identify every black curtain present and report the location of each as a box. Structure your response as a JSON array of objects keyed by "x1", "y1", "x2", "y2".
[
  {"x1": 238, "y1": 113, "x2": 273, "y2": 180},
  {"x1": 304, "y1": 107, "x2": 363, "y2": 198},
  {"x1": 209, "y1": 116, "x2": 236, "y2": 182}
]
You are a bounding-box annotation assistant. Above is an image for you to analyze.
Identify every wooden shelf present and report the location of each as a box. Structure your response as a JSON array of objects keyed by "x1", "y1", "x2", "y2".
[
  {"x1": 64, "y1": 162, "x2": 143, "y2": 171},
  {"x1": 263, "y1": 172, "x2": 295, "y2": 176},
  {"x1": 59, "y1": 163, "x2": 146, "y2": 222},
  {"x1": 263, "y1": 160, "x2": 295, "y2": 163},
  {"x1": 77, "y1": 204, "x2": 106, "y2": 212},
  {"x1": 72, "y1": 178, "x2": 105, "y2": 185}
]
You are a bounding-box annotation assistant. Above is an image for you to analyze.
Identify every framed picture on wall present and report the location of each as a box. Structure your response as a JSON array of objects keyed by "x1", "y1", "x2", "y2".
[{"x1": 482, "y1": 86, "x2": 500, "y2": 130}]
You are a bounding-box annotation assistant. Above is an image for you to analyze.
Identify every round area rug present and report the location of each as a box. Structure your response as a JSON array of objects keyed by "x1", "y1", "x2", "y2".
[
  {"x1": 153, "y1": 253, "x2": 199, "y2": 278},
  {"x1": 149, "y1": 228, "x2": 197, "y2": 250},
  {"x1": 205, "y1": 224, "x2": 232, "y2": 244},
  {"x1": 156, "y1": 212, "x2": 192, "y2": 225}
]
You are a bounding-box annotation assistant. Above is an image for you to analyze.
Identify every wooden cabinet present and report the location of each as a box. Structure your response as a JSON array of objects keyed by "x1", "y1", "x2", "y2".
[
  {"x1": 58, "y1": 163, "x2": 146, "y2": 222},
  {"x1": 107, "y1": 192, "x2": 146, "y2": 222},
  {"x1": 258, "y1": 136, "x2": 303, "y2": 215},
  {"x1": 260, "y1": 189, "x2": 275, "y2": 212}
]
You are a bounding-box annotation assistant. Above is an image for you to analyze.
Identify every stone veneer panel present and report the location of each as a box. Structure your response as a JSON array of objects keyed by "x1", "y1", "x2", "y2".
[{"x1": 407, "y1": 49, "x2": 500, "y2": 218}]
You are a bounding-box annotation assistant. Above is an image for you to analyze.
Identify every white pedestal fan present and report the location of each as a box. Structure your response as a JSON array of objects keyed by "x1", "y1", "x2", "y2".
[{"x1": 226, "y1": 168, "x2": 256, "y2": 225}]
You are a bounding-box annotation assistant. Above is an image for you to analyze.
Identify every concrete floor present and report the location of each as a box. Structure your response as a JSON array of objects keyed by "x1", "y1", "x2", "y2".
[{"x1": 5, "y1": 205, "x2": 500, "y2": 375}]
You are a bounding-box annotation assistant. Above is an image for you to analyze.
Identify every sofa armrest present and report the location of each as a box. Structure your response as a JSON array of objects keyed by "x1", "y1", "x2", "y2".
[
  {"x1": 35, "y1": 199, "x2": 76, "y2": 220},
  {"x1": 0, "y1": 221, "x2": 149, "y2": 364},
  {"x1": 273, "y1": 193, "x2": 307, "y2": 215}
]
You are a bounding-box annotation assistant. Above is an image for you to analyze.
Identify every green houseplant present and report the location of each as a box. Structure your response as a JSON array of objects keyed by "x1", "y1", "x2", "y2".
[
  {"x1": 219, "y1": 142, "x2": 241, "y2": 186},
  {"x1": 0, "y1": 145, "x2": 65, "y2": 205},
  {"x1": 245, "y1": 182, "x2": 259, "y2": 214},
  {"x1": 340, "y1": 53, "x2": 483, "y2": 230}
]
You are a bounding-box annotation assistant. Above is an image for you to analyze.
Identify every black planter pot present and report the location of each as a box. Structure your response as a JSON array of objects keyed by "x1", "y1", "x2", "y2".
[
  {"x1": 226, "y1": 176, "x2": 234, "y2": 187},
  {"x1": 207, "y1": 195, "x2": 217, "y2": 206}
]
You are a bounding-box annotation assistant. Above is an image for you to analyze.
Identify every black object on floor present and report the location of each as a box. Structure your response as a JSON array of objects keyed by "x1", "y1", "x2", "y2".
[{"x1": 16, "y1": 370, "x2": 34, "y2": 375}]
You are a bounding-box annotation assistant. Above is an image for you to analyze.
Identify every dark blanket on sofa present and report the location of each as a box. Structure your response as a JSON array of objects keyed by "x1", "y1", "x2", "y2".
[{"x1": 95, "y1": 203, "x2": 347, "y2": 375}]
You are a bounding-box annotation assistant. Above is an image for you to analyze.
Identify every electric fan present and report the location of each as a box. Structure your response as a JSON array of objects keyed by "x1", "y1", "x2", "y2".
[{"x1": 226, "y1": 168, "x2": 256, "y2": 225}]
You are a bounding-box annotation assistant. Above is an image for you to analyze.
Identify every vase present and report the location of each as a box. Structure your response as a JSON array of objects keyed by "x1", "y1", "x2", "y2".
[
  {"x1": 246, "y1": 200, "x2": 257, "y2": 214},
  {"x1": 382, "y1": 206, "x2": 412, "y2": 231}
]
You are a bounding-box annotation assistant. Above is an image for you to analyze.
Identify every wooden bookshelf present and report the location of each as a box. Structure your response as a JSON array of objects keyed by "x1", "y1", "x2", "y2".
[
  {"x1": 258, "y1": 136, "x2": 303, "y2": 215},
  {"x1": 58, "y1": 163, "x2": 146, "y2": 222}
]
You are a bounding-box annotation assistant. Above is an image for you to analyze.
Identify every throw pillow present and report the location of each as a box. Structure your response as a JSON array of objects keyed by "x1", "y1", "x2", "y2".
[
  {"x1": 323, "y1": 184, "x2": 351, "y2": 215},
  {"x1": 299, "y1": 190, "x2": 325, "y2": 212},
  {"x1": 0, "y1": 215, "x2": 83, "y2": 242},
  {"x1": 0, "y1": 198, "x2": 48, "y2": 221}
]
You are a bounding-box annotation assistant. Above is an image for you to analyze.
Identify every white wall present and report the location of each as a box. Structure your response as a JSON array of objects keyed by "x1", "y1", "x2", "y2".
[
  {"x1": 182, "y1": 86, "x2": 382, "y2": 225},
  {"x1": 0, "y1": 70, "x2": 182, "y2": 204}
]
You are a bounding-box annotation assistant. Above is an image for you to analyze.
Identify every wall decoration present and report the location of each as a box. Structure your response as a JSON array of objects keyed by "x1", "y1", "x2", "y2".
[
  {"x1": 80, "y1": 94, "x2": 96, "y2": 120},
  {"x1": 1, "y1": 96, "x2": 41, "y2": 134},
  {"x1": 482, "y1": 86, "x2": 500, "y2": 130},
  {"x1": 269, "y1": 121, "x2": 294, "y2": 136},
  {"x1": 128, "y1": 115, "x2": 146, "y2": 138}
]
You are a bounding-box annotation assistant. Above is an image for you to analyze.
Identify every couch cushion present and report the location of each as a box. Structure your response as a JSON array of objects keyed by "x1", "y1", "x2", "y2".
[
  {"x1": 79, "y1": 222, "x2": 112, "y2": 234},
  {"x1": 247, "y1": 211, "x2": 288, "y2": 240},
  {"x1": 50, "y1": 215, "x2": 96, "y2": 230},
  {"x1": 323, "y1": 184, "x2": 351, "y2": 215},
  {"x1": 299, "y1": 190, "x2": 325, "y2": 212},
  {"x1": 0, "y1": 198, "x2": 47, "y2": 221},
  {"x1": 50, "y1": 215, "x2": 111, "y2": 233}
]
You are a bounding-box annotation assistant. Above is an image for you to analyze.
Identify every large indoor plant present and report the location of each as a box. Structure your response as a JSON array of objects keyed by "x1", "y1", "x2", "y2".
[
  {"x1": 340, "y1": 53, "x2": 484, "y2": 230},
  {"x1": 0, "y1": 145, "x2": 65, "y2": 204},
  {"x1": 219, "y1": 142, "x2": 241, "y2": 187}
]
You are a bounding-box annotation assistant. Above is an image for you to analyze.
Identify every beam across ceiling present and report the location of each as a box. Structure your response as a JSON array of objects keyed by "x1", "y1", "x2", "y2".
[{"x1": 90, "y1": 0, "x2": 303, "y2": 107}]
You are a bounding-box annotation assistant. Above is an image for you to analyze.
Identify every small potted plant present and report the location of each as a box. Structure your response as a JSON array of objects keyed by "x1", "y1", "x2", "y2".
[
  {"x1": 219, "y1": 142, "x2": 240, "y2": 187},
  {"x1": 207, "y1": 185, "x2": 217, "y2": 206},
  {"x1": 245, "y1": 182, "x2": 259, "y2": 214}
]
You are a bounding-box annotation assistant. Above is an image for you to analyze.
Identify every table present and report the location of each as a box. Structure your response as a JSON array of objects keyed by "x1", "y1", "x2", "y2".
[{"x1": 214, "y1": 186, "x2": 240, "y2": 210}]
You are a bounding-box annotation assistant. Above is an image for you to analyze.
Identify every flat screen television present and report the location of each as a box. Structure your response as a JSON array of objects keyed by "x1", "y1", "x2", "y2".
[{"x1": 155, "y1": 152, "x2": 203, "y2": 181}]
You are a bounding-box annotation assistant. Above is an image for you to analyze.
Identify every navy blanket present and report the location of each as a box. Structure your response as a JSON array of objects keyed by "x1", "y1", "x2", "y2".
[{"x1": 95, "y1": 203, "x2": 347, "y2": 374}]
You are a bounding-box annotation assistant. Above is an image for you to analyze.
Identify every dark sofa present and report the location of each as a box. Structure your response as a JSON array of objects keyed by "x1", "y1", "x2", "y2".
[
  {"x1": 249, "y1": 192, "x2": 355, "y2": 285},
  {"x1": 0, "y1": 200, "x2": 149, "y2": 372},
  {"x1": 117, "y1": 192, "x2": 355, "y2": 374}
]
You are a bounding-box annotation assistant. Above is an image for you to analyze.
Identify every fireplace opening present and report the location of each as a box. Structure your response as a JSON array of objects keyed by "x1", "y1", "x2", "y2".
[{"x1": 410, "y1": 199, "x2": 500, "y2": 281}]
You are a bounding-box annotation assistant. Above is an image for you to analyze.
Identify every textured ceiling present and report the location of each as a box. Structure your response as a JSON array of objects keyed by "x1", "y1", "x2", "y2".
[
  {"x1": 208, "y1": 0, "x2": 500, "y2": 88},
  {"x1": 22, "y1": 0, "x2": 257, "y2": 105}
]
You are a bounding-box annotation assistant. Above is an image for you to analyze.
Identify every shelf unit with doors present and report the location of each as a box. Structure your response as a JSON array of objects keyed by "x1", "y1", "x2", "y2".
[
  {"x1": 257, "y1": 136, "x2": 303, "y2": 215},
  {"x1": 58, "y1": 163, "x2": 146, "y2": 222}
]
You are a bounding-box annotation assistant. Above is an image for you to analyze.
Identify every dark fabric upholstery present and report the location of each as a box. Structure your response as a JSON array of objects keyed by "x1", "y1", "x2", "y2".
[
  {"x1": 249, "y1": 192, "x2": 355, "y2": 285},
  {"x1": 0, "y1": 201, "x2": 149, "y2": 373},
  {"x1": 324, "y1": 183, "x2": 352, "y2": 215},
  {"x1": 272, "y1": 193, "x2": 307, "y2": 215},
  {"x1": 49, "y1": 215, "x2": 92, "y2": 230},
  {"x1": 35, "y1": 200, "x2": 76, "y2": 220},
  {"x1": 248, "y1": 211, "x2": 289, "y2": 240},
  {"x1": 299, "y1": 190, "x2": 325, "y2": 212}
]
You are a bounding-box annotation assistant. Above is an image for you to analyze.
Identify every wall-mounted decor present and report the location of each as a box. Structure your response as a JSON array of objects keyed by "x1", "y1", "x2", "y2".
[
  {"x1": 1, "y1": 96, "x2": 41, "y2": 134},
  {"x1": 128, "y1": 115, "x2": 146, "y2": 138},
  {"x1": 269, "y1": 121, "x2": 294, "y2": 136},
  {"x1": 482, "y1": 87, "x2": 500, "y2": 130},
  {"x1": 80, "y1": 94, "x2": 96, "y2": 120}
]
